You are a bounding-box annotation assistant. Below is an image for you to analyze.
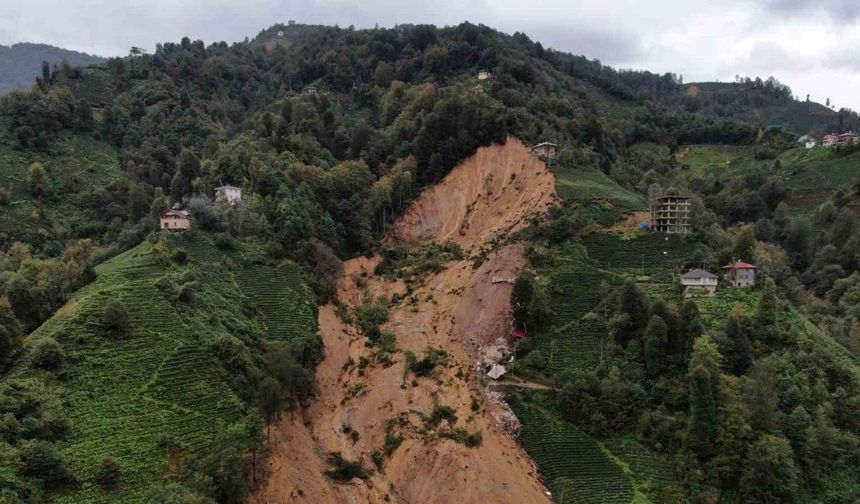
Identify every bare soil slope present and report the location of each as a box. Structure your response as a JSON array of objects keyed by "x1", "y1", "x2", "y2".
[
  {"x1": 252, "y1": 137, "x2": 557, "y2": 504},
  {"x1": 390, "y1": 136, "x2": 558, "y2": 252}
]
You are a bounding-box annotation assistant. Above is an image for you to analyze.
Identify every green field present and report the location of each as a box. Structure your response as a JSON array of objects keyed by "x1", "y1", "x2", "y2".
[
  {"x1": 3, "y1": 231, "x2": 317, "y2": 502},
  {"x1": 680, "y1": 143, "x2": 860, "y2": 212},
  {"x1": 552, "y1": 164, "x2": 647, "y2": 226}
]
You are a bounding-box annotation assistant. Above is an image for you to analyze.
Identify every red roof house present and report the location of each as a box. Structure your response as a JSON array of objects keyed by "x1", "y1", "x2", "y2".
[
  {"x1": 721, "y1": 261, "x2": 757, "y2": 288},
  {"x1": 511, "y1": 327, "x2": 527, "y2": 338}
]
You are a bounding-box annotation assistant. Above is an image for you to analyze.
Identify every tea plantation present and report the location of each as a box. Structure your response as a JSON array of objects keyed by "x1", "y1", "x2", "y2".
[
  {"x1": 2, "y1": 231, "x2": 318, "y2": 503},
  {"x1": 0, "y1": 131, "x2": 122, "y2": 245},
  {"x1": 509, "y1": 396, "x2": 634, "y2": 504},
  {"x1": 509, "y1": 163, "x2": 699, "y2": 503}
]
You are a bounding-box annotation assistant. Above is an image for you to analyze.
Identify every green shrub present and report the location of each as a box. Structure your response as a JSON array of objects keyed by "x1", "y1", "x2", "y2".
[
  {"x1": 406, "y1": 347, "x2": 448, "y2": 377},
  {"x1": 102, "y1": 301, "x2": 130, "y2": 337},
  {"x1": 425, "y1": 405, "x2": 457, "y2": 428},
  {"x1": 94, "y1": 456, "x2": 121, "y2": 490},
  {"x1": 355, "y1": 298, "x2": 389, "y2": 341},
  {"x1": 440, "y1": 428, "x2": 482, "y2": 447},
  {"x1": 19, "y1": 440, "x2": 75, "y2": 489},
  {"x1": 32, "y1": 339, "x2": 64, "y2": 370},
  {"x1": 171, "y1": 249, "x2": 189, "y2": 263},
  {"x1": 324, "y1": 453, "x2": 370, "y2": 482}
]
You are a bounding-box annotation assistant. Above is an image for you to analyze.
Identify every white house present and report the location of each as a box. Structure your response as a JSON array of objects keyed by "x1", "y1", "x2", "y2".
[
  {"x1": 214, "y1": 184, "x2": 242, "y2": 205},
  {"x1": 680, "y1": 269, "x2": 718, "y2": 297},
  {"x1": 798, "y1": 134, "x2": 816, "y2": 149},
  {"x1": 477, "y1": 69, "x2": 492, "y2": 80},
  {"x1": 487, "y1": 364, "x2": 507, "y2": 380}
]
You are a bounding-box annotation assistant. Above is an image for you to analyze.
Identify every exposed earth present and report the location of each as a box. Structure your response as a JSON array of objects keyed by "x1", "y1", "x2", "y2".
[{"x1": 251, "y1": 137, "x2": 558, "y2": 503}]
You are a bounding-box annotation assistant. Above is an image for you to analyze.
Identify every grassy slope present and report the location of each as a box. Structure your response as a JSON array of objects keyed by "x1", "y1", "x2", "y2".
[
  {"x1": 682, "y1": 82, "x2": 838, "y2": 134},
  {"x1": 0, "y1": 131, "x2": 122, "y2": 244},
  {"x1": 679, "y1": 143, "x2": 860, "y2": 219},
  {"x1": 5, "y1": 231, "x2": 317, "y2": 503},
  {"x1": 511, "y1": 164, "x2": 686, "y2": 504}
]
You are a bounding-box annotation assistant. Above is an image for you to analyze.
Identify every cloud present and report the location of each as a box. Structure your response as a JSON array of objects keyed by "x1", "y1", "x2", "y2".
[
  {"x1": 735, "y1": 41, "x2": 811, "y2": 75},
  {"x1": 763, "y1": 0, "x2": 860, "y2": 23},
  {"x1": 523, "y1": 23, "x2": 644, "y2": 65}
]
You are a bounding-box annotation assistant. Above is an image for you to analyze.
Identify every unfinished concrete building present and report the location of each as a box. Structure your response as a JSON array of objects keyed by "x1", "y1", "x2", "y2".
[{"x1": 651, "y1": 194, "x2": 691, "y2": 234}]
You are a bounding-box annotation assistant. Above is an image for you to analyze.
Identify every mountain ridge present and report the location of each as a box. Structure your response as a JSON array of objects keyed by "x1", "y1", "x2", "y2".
[{"x1": 0, "y1": 42, "x2": 105, "y2": 94}]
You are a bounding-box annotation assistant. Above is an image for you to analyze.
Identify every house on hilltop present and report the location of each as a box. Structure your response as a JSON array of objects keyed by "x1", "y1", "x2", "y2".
[
  {"x1": 477, "y1": 69, "x2": 492, "y2": 80},
  {"x1": 680, "y1": 269, "x2": 718, "y2": 297},
  {"x1": 722, "y1": 260, "x2": 757, "y2": 288},
  {"x1": 650, "y1": 194, "x2": 691, "y2": 234},
  {"x1": 214, "y1": 184, "x2": 242, "y2": 205},
  {"x1": 798, "y1": 134, "x2": 816, "y2": 149},
  {"x1": 159, "y1": 208, "x2": 191, "y2": 231},
  {"x1": 304, "y1": 85, "x2": 318, "y2": 95},
  {"x1": 531, "y1": 141, "x2": 558, "y2": 159}
]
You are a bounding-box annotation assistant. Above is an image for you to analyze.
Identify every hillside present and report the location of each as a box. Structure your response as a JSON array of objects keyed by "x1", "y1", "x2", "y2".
[
  {"x1": 682, "y1": 81, "x2": 845, "y2": 135},
  {"x1": 0, "y1": 131, "x2": 124, "y2": 249},
  {"x1": 0, "y1": 232, "x2": 319, "y2": 502},
  {"x1": 0, "y1": 20, "x2": 859, "y2": 504},
  {"x1": 253, "y1": 138, "x2": 557, "y2": 503},
  {"x1": 0, "y1": 43, "x2": 105, "y2": 94}
]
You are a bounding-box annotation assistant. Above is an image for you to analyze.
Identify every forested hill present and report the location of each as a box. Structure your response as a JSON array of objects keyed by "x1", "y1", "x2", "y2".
[
  {"x1": 0, "y1": 43, "x2": 105, "y2": 94},
  {"x1": 1, "y1": 21, "x2": 860, "y2": 504},
  {"x1": 681, "y1": 80, "x2": 854, "y2": 136}
]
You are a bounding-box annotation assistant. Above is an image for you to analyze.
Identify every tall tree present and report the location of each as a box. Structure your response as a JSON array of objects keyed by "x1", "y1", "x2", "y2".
[
  {"x1": 687, "y1": 336, "x2": 722, "y2": 457},
  {"x1": 616, "y1": 279, "x2": 650, "y2": 344},
  {"x1": 643, "y1": 315, "x2": 668, "y2": 377},
  {"x1": 739, "y1": 434, "x2": 799, "y2": 503}
]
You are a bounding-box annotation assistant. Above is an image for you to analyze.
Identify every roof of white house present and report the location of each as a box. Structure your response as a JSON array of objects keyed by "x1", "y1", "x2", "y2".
[
  {"x1": 798, "y1": 135, "x2": 814, "y2": 142},
  {"x1": 215, "y1": 184, "x2": 241, "y2": 191},
  {"x1": 487, "y1": 364, "x2": 507, "y2": 380},
  {"x1": 533, "y1": 141, "x2": 558, "y2": 148},
  {"x1": 681, "y1": 268, "x2": 717, "y2": 280}
]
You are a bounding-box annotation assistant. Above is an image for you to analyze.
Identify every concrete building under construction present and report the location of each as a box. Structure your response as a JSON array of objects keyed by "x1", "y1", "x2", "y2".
[{"x1": 651, "y1": 194, "x2": 691, "y2": 234}]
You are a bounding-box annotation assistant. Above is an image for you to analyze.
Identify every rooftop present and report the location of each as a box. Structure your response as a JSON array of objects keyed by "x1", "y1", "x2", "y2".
[
  {"x1": 681, "y1": 268, "x2": 717, "y2": 279},
  {"x1": 722, "y1": 260, "x2": 757, "y2": 270}
]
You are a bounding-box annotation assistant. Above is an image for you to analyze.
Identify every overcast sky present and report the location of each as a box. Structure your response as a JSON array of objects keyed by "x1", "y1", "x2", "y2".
[{"x1": 1, "y1": 0, "x2": 858, "y2": 110}]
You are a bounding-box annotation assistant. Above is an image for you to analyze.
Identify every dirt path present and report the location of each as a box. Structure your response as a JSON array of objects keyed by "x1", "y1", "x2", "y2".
[{"x1": 251, "y1": 137, "x2": 558, "y2": 504}]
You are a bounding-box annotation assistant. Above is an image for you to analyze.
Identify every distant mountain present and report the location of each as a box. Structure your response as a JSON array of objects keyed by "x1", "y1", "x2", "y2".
[{"x1": 0, "y1": 42, "x2": 105, "y2": 93}]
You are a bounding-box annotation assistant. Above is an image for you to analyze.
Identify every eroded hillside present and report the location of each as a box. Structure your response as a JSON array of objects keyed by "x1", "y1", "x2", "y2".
[{"x1": 252, "y1": 137, "x2": 558, "y2": 503}]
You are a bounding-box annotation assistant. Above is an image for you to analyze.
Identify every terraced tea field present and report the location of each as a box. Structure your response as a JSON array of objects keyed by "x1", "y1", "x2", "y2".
[
  {"x1": 237, "y1": 263, "x2": 318, "y2": 342},
  {"x1": 4, "y1": 233, "x2": 318, "y2": 503},
  {"x1": 584, "y1": 233, "x2": 698, "y2": 283},
  {"x1": 510, "y1": 398, "x2": 634, "y2": 504},
  {"x1": 547, "y1": 263, "x2": 606, "y2": 326},
  {"x1": 534, "y1": 319, "x2": 606, "y2": 373},
  {"x1": 0, "y1": 131, "x2": 121, "y2": 244},
  {"x1": 552, "y1": 164, "x2": 647, "y2": 226},
  {"x1": 603, "y1": 435, "x2": 682, "y2": 504}
]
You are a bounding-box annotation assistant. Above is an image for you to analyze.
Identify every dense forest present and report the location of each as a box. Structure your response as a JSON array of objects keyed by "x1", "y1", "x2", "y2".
[{"x1": 0, "y1": 21, "x2": 859, "y2": 504}]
